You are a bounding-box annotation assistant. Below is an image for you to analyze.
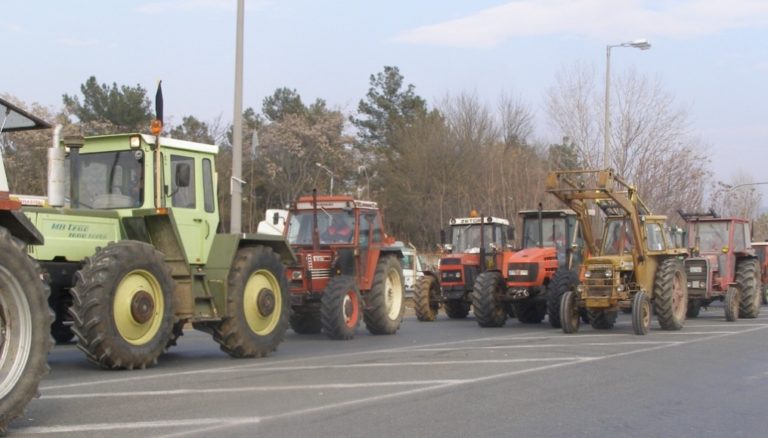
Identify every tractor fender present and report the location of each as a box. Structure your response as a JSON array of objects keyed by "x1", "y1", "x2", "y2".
[{"x1": 0, "y1": 209, "x2": 44, "y2": 245}]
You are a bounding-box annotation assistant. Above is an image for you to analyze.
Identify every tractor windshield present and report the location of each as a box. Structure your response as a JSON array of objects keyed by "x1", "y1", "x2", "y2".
[
  {"x1": 70, "y1": 151, "x2": 144, "y2": 209},
  {"x1": 522, "y1": 217, "x2": 567, "y2": 249},
  {"x1": 450, "y1": 224, "x2": 503, "y2": 253},
  {"x1": 603, "y1": 219, "x2": 634, "y2": 255},
  {"x1": 693, "y1": 222, "x2": 729, "y2": 253},
  {"x1": 286, "y1": 210, "x2": 356, "y2": 245}
]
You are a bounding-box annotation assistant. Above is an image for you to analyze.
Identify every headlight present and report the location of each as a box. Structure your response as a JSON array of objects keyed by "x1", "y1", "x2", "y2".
[
  {"x1": 291, "y1": 271, "x2": 303, "y2": 280},
  {"x1": 584, "y1": 271, "x2": 592, "y2": 278},
  {"x1": 617, "y1": 284, "x2": 625, "y2": 292},
  {"x1": 604, "y1": 270, "x2": 613, "y2": 278},
  {"x1": 509, "y1": 269, "x2": 529, "y2": 276}
]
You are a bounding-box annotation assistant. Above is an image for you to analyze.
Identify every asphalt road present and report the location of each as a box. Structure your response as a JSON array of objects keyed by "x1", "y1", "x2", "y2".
[{"x1": 11, "y1": 303, "x2": 768, "y2": 437}]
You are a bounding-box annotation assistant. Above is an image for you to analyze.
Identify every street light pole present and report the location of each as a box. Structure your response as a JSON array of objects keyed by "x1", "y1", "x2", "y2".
[
  {"x1": 315, "y1": 162, "x2": 334, "y2": 195},
  {"x1": 603, "y1": 39, "x2": 651, "y2": 170}
]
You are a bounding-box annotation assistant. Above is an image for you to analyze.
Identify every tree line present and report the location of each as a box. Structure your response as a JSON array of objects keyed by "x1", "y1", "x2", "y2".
[{"x1": 2, "y1": 65, "x2": 766, "y2": 250}]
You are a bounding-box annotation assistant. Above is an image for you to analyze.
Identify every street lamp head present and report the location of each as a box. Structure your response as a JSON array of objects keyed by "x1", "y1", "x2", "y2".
[{"x1": 629, "y1": 39, "x2": 651, "y2": 50}]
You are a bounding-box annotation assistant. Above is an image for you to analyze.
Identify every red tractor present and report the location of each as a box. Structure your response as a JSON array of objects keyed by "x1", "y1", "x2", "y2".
[
  {"x1": 282, "y1": 193, "x2": 405, "y2": 339},
  {"x1": 680, "y1": 211, "x2": 761, "y2": 320},
  {"x1": 472, "y1": 206, "x2": 583, "y2": 327},
  {"x1": 413, "y1": 213, "x2": 513, "y2": 321}
]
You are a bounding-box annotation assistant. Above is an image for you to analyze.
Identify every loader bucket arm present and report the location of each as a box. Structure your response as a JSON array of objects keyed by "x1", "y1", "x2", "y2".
[{"x1": 546, "y1": 169, "x2": 654, "y2": 265}]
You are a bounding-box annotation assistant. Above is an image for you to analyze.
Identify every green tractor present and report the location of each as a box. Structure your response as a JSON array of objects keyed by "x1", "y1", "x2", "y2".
[{"x1": 23, "y1": 132, "x2": 294, "y2": 369}]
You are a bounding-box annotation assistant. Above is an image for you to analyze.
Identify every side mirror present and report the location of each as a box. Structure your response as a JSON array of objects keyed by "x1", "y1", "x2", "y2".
[
  {"x1": 507, "y1": 225, "x2": 515, "y2": 242},
  {"x1": 440, "y1": 229, "x2": 446, "y2": 245},
  {"x1": 272, "y1": 211, "x2": 280, "y2": 225},
  {"x1": 175, "y1": 163, "x2": 191, "y2": 188}
]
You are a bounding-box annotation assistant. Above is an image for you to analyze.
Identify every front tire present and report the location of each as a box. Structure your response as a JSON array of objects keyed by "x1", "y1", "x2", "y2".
[
  {"x1": 321, "y1": 276, "x2": 360, "y2": 340},
  {"x1": 472, "y1": 272, "x2": 507, "y2": 327},
  {"x1": 548, "y1": 269, "x2": 579, "y2": 328},
  {"x1": 413, "y1": 275, "x2": 439, "y2": 322},
  {"x1": 0, "y1": 229, "x2": 52, "y2": 432},
  {"x1": 363, "y1": 255, "x2": 405, "y2": 335},
  {"x1": 560, "y1": 290, "x2": 580, "y2": 334},
  {"x1": 632, "y1": 291, "x2": 651, "y2": 335},
  {"x1": 725, "y1": 287, "x2": 739, "y2": 322},
  {"x1": 653, "y1": 258, "x2": 687, "y2": 331},
  {"x1": 736, "y1": 259, "x2": 761, "y2": 318},
  {"x1": 70, "y1": 241, "x2": 175, "y2": 369},
  {"x1": 686, "y1": 300, "x2": 701, "y2": 318},
  {"x1": 214, "y1": 246, "x2": 290, "y2": 357}
]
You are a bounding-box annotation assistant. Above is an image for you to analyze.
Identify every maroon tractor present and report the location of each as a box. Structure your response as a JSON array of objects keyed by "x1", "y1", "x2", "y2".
[
  {"x1": 680, "y1": 210, "x2": 761, "y2": 320},
  {"x1": 413, "y1": 213, "x2": 513, "y2": 321},
  {"x1": 282, "y1": 193, "x2": 405, "y2": 339}
]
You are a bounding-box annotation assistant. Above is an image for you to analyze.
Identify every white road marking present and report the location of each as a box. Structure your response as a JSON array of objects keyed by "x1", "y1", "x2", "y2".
[
  {"x1": 25, "y1": 325, "x2": 768, "y2": 436},
  {"x1": 405, "y1": 341, "x2": 682, "y2": 352},
  {"x1": 40, "y1": 333, "x2": 625, "y2": 391},
  {"x1": 18, "y1": 417, "x2": 261, "y2": 435},
  {"x1": 44, "y1": 379, "x2": 463, "y2": 399}
]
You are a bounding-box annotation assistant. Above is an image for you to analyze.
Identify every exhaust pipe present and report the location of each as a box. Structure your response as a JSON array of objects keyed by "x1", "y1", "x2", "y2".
[{"x1": 47, "y1": 125, "x2": 65, "y2": 207}]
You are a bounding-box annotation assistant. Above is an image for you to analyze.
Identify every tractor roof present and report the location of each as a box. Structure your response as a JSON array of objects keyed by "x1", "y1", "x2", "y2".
[
  {"x1": 83, "y1": 133, "x2": 219, "y2": 155},
  {"x1": 0, "y1": 97, "x2": 51, "y2": 133},
  {"x1": 293, "y1": 195, "x2": 378, "y2": 211},
  {"x1": 518, "y1": 209, "x2": 576, "y2": 218},
  {"x1": 682, "y1": 216, "x2": 750, "y2": 224},
  {"x1": 450, "y1": 216, "x2": 509, "y2": 226}
]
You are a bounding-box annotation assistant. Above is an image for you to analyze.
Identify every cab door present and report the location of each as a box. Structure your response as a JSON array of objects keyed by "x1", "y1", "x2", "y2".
[{"x1": 165, "y1": 153, "x2": 217, "y2": 264}]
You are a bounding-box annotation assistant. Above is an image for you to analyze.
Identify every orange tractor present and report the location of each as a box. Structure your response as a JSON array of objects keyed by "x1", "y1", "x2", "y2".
[
  {"x1": 281, "y1": 192, "x2": 405, "y2": 339},
  {"x1": 471, "y1": 206, "x2": 584, "y2": 327},
  {"x1": 413, "y1": 213, "x2": 513, "y2": 321}
]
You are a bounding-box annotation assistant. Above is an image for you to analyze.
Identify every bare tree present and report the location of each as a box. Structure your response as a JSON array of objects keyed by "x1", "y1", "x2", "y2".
[
  {"x1": 545, "y1": 62, "x2": 710, "y2": 218},
  {"x1": 708, "y1": 171, "x2": 764, "y2": 220}
]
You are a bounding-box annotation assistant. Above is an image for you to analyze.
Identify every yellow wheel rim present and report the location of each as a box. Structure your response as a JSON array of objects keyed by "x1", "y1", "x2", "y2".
[
  {"x1": 244, "y1": 269, "x2": 282, "y2": 335},
  {"x1": 113, "y1": 269, "x2": 164, "y2": 346}
]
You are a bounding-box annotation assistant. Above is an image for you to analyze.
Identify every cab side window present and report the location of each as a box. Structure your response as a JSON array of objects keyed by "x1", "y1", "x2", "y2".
[{"x1": 171, "y1": 155, "x2": 196, "y2": 208}]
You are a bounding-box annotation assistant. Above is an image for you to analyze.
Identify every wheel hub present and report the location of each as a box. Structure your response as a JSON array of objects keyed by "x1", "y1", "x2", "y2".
[
  {"x1": 256, "y1": 288, "x2": 275, "y2": 317},
  {"x1": 130, "y1": 290, "x2": 155, "y2": 324}
]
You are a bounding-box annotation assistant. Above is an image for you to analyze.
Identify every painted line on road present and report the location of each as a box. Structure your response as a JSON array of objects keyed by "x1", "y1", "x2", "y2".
[
  {"x1": 40, "y1": 324, "x2": 759, "y2": 392},
  {"x1": 404, "y1": 340, "x2": 682, "y2": 352},
  {"x1": 157, "y1": 324, "x2": 768, "y2": 437},
  {"x1": 27, "y1": 325, "x2": 768, "y2": 436},
  {"x1": 39, "y1": 333, "x2": 624, "y2": 391},
  {"x1": 43, "y1": 379, "x2": 465, "y2": 399},
  {"x1": 17, "y1": 417, "x2": 262, "y2": 435}
]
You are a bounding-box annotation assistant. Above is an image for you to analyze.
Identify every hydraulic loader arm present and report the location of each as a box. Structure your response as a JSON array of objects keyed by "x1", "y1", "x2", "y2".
[{"x1": 545, "y1": 169, "x2": 653, "y2": 261}]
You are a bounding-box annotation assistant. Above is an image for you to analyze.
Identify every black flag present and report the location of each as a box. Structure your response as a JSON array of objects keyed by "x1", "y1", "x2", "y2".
[{"x1": 155, "y1": 81, "x2": 163, "y2": 125}]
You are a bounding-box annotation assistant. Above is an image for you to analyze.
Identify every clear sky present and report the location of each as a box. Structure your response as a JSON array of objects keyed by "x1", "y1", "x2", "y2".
[{"x1": 2, "y1": 0, "x2": 767, "y2": 188}]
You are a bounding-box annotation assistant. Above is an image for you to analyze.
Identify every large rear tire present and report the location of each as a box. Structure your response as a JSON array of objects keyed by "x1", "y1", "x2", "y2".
[
  {"x1": 444, "y1": 299, "x2": 471, "y2": 319},
  {"x1": 214, "y1": 245, "x2": 290, "y2": 357},
  {"x1": 548, "y1": 269, "x2": 579, "y2": 328},
  {"x1": 736, "y1": 258, "x2": 761, "y2": 318},
  {"x1": 413, "y1": 275, "x2": 439, "y2": 322},
  {"x1": 70, "y1": 241, "x2": 175, "y2": 369},
  {"x1": 653, "y1": 258, "x2": 687, "y2": 331},
  {"x1": 0, "y1": 229, "x2": 52, "y2": 432},
  {"x1": 321, "y1": 276, "x2": 360, "y2": 340},
  {"x1": 364, "y1": 255, "x2": 405, "y2": 335},
  {"x1": 560, "y1": 290, "x2": 580, "y2": 334},
  {"x1": 472, "y1": 272, "x2": 507, "y2": 327},
  {"x1": 632, "y1": 291, "x2": 651, "y2": 335}
]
